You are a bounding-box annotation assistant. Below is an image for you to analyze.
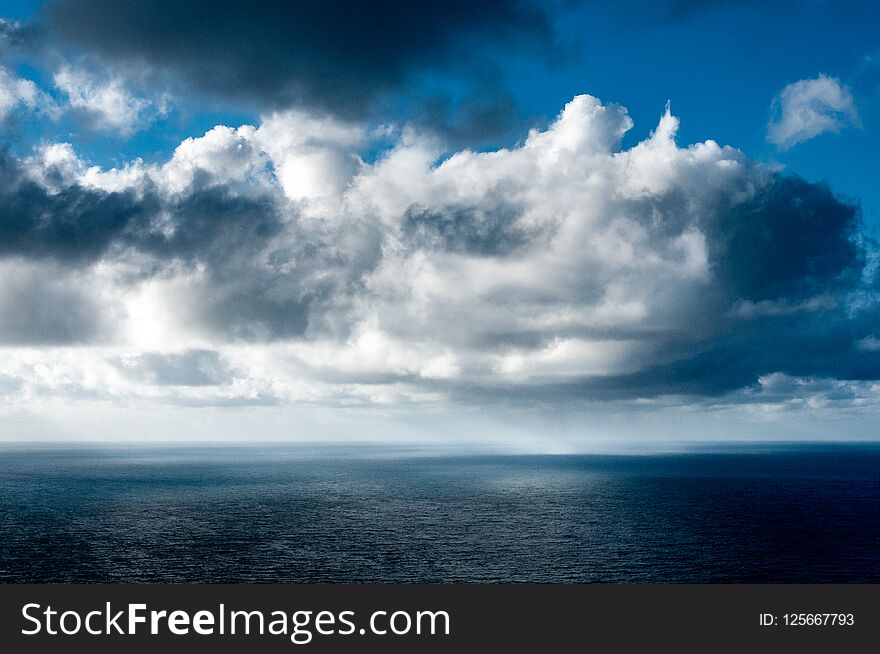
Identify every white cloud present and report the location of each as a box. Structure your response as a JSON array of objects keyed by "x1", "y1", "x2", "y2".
[
  {"x1": 767, "y1": 74, "x2": 860, "y2": 149},
  {"x1": 0, "y1": 67, "x2": 56, "y2": 119},
  {"x1": 341, "y1": 96, "x2": 747, "y2": 386},
  {"x1": 0, "y1": 93, "x2": 875, "y2": 435},
  {"x1": 53, "y1": 65, "x2": 169, "y2": 135},
  {"x1": 256, "y1": 110, "x2": 366, "y2": 206}
]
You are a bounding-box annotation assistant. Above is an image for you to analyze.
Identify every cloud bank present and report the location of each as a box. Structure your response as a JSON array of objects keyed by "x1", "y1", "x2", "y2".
[{"x1": 0, "y1": 94, "x2": 877, "y2": 425}]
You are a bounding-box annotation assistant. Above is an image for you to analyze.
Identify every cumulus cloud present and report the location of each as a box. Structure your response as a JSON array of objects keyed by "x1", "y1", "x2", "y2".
[
  {"x1": 767, "y1": 74, "x2": 860, "y2": 149},
  {"x1": 0, "y1": 94, "x2": 877, "y2": 417},
  {"x1": 53, "y1": 65, "x2": 168, "y2": 134}
]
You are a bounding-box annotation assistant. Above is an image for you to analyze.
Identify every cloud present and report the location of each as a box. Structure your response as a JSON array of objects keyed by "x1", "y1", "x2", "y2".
[
  {"x1": 0, "y1": 115, "x2": 376, "y2": 343},
  {"x1": 0, "y1": 94, "x2": 876, "y2": 414},
  {"x1": 53, "y1": 65, "x2": 168, "y2": 134},
  {"x1": 0, "y1": 258, "x2": 109, "y2": 344},
  {"x1": 0, "y1": 147, "x2": 159, "y2": 263},
  {"x1": 0, "y1": 20, "x2": 58, "y2": 122},
  {"x1": 113, "y1": 349, "x2": 233, "y2": 386},
  {"x1": 44, "y1": 0, "x2": 553, "y2": 120},
  {"x1": 0, "y1": 18, "x2": 31, "y2": 57},
  {"x1": 0, "y1": 66, "x2": 57, "y2": 120},
  {"x1": 0, "y1": 67, "x2": 40, "y2": 118},
  {"x1": 767, "y1": 74, "x2": 860, "y2": 149}
]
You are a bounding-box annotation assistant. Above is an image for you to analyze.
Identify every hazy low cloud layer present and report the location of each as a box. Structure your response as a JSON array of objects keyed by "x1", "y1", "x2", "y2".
[{"x1": 0, "y1": 94, "x2": 877, "y2": 416}]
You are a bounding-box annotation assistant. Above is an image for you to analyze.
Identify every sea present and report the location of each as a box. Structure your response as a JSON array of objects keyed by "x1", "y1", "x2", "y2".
[{"x1": 0, "y1": 442, "x2": 877, "y2": 583}]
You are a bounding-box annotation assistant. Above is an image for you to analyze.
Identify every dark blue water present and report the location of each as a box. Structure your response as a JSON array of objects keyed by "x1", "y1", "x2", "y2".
[{"x1": 0, "y1": 443, "x2": 878, "y2": 583}]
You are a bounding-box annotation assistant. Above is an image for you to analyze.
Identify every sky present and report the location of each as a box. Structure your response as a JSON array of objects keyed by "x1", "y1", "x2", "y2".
[{"x1": 0, "y1": 0, "x2": 878, "y2": 446}]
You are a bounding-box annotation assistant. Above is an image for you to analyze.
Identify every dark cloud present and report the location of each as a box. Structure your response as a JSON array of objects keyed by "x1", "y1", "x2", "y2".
[
  {"x1": 443, "y1": 301, "x2": 880, "y2": 405},
  {"x1": 0, "y1": 151, "x2": 284, "y2": 268},
  {"x1": 620, "y1": 174, "x2": 863, "y2": 304},
  {"x1": 705, "y1": 176, "x2": 862, "y2": 302},
  {"x1": 625, "y1": 174, "x2": 878, "y2": 396},
  {"x1": 44, "y1": 0, "x2": 553, "y2": 119},
  {"x1": 601, "y1": 304, "x2": 880, "y2": 401},
  {"x1": 0, "y1": 150, "x2": 157, "y2": 263},
  {"x1": 133, "y1": 188, "x2": 282, "y2": 262}
]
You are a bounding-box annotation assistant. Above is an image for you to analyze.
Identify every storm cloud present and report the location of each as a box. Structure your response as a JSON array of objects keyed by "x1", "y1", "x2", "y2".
[{"x1": 43, "y1": 0, "x2": 553, "y2": 120}]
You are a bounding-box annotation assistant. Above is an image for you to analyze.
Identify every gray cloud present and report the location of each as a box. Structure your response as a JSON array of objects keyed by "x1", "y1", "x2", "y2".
[{"x1": 0, "y1": 259, "x2": 106, "y2": 344}]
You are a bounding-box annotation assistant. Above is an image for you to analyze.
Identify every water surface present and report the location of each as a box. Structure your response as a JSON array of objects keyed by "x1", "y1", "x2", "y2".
[{"x1": 0, "y1": 443, "x2": 877, "y2": 582}]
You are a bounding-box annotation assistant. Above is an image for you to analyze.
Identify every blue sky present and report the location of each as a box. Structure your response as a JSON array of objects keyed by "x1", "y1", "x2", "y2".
[{"x1": 0, "y1": 1, "x2": 878, "y2": 444}]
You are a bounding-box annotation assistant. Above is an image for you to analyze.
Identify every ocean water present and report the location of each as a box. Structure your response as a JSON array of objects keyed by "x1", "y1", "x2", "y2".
[{"x1": 0, "y1": 443, "x2": 878, "y2": 583}]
